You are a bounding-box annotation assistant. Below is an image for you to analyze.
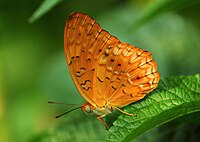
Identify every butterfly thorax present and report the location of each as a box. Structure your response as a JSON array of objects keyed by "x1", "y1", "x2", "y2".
[{"x1": 81, "y1": 102, "x2": 113, "y2": 116}]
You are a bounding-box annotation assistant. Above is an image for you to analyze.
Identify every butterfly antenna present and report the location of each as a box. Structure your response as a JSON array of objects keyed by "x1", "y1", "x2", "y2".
[
  {"x1": 55, "y1": 106, "x2": 82, "y2": 118},
  {"x1": 48, "y1": 101, "x2": 79, "y2": 106}
]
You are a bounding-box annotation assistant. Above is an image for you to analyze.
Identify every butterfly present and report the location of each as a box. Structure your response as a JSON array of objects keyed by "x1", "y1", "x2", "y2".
[{"x1": 64, "y1": 12, "x2": 160, "y2": 129}]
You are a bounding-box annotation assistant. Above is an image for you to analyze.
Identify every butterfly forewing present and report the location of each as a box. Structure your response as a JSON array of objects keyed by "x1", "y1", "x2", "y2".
[
  {"x1": 64, "y1": 12, "x2": 118, "y2": 106},
  {"x1": 64, "y1": 12, "x2": 160, "y2": 108}
]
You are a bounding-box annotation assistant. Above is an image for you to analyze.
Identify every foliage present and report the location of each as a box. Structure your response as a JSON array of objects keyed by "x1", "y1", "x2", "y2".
[
  {"x1": 28, "y1": 0, "x2": 62, "y2": 23},
  {"x1": 107, "y1": 74, "x2": 200, "y2": 141}
]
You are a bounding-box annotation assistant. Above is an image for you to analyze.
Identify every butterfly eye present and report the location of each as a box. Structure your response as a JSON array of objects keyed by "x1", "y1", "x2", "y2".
[{"x1": 85, "y1": 105, "x2": 92, "y2": 113}]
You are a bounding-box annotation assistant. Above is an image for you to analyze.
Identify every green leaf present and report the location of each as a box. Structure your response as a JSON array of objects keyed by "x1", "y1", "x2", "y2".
[
  {"x1": 106, "y1": 74, "x2": 200, "y2": 142},
  {"x1": 28, "y1": 0, "x2": 62, "y2": 23}
]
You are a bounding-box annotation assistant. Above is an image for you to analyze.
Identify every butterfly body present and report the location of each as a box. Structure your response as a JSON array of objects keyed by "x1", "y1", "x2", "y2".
[
  {"x1": 64, "y1": 12, "x2": 160, "y2": 128},
  {"x1": 81, "y1": 102, "x2": 113, "y2": 116}
]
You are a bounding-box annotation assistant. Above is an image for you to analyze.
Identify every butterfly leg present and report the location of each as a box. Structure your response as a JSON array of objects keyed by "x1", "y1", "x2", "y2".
[
  {"x1": 97, "y1": 115, "x2": 109, "y2": 130},
  {"x1": 114, "y1": 106, "x2": 136, "y2": 116}
]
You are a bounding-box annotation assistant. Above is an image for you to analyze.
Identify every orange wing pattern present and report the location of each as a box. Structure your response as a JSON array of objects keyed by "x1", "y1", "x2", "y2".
[
  {"x1": 64, "y1": 12, "x2": 160, "y2": 108},
  {"x1": 95, "y1": 43, "x2": 160, "y2": 107}
]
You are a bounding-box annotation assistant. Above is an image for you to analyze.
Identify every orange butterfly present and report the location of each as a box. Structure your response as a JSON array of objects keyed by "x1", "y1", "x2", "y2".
[{"x1": 64, "y1": 12, "x2": 160, "y2": 129}]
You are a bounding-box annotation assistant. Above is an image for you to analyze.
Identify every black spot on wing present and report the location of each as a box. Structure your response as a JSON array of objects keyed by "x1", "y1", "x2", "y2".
[
  {"x1": 122, "y1": 89, "x2": 127, "y2": 94},
  {"x1": 80, "y1": 80, "x2": 92, "y2": 85},
  {"x1": 112, "y1": 86, "x2": 116, "y2": 90},
  {"x1": 106, "y1": 76, "x2": 111, "y2": 80},
  {"x1": 97, "y1": 76, "x2": 103, "y2": 83},
  {"x1": 83, "y1": 87, "x2": 92, "y2": 91}
]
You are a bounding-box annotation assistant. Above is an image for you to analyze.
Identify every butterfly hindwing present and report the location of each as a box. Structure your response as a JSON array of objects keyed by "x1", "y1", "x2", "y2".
[{"x1": 95, "y1": 42, "x2": 160, "y2": 107}]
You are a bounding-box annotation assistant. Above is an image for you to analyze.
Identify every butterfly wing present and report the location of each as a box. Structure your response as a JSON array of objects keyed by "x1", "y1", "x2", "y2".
[
  {"x1": 97, "y1": 43, "x2": 160, "y2": 106},
  {"x1": 95, "y1": 41, "x2": 160, "y2": 107},
  {"x1": 64, "y1": 12, "x2": 119, "y2": 107},
  {"x1": 65, "y1": 12, "x2": 160, "y2": 108}
]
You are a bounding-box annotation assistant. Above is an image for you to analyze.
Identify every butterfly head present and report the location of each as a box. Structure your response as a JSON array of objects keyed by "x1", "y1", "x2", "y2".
[{"x1": 81, "y1": 102, "x2": 94, "y2": 114}]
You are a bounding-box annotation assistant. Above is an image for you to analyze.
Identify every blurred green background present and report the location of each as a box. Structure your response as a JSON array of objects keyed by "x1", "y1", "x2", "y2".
[{"x1": 1, "y1": 0, "x2": 200, "y2": 142}]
